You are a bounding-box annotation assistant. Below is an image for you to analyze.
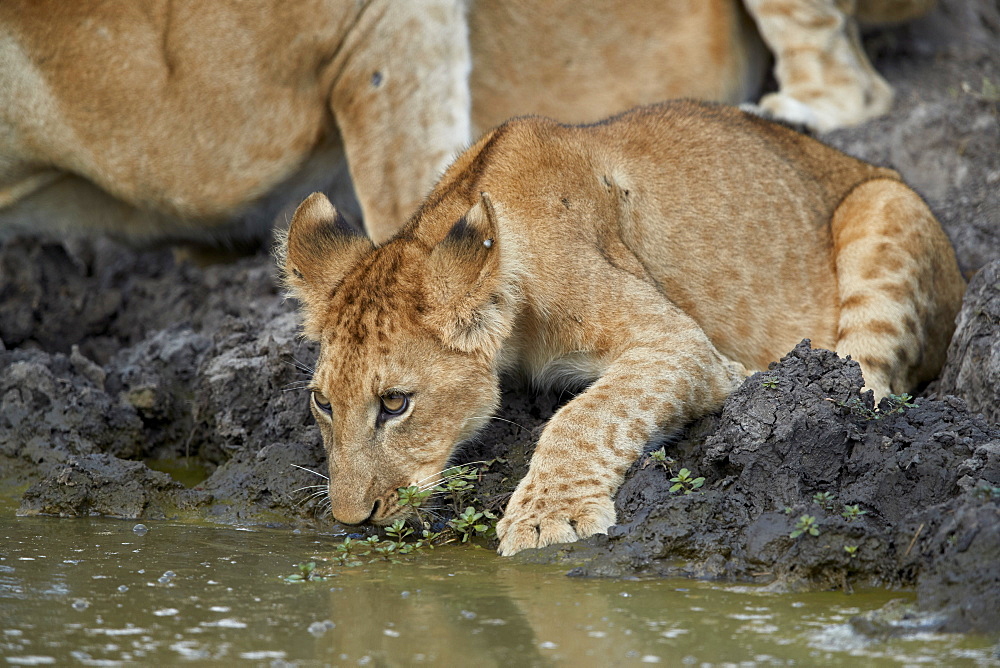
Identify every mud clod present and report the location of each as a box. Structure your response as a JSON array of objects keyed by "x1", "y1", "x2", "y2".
[
  {"x1": 19, "y1": 454, "x2": 189, "y2": 520},
  {"x1": 938, "y1": 260, "x2": 1000, "y2": 426}
]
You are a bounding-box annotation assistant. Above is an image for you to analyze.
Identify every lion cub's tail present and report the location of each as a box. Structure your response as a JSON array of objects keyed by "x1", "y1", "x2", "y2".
[{"x1": 830, "y1": 178, "x2": 965, "y2": 397}]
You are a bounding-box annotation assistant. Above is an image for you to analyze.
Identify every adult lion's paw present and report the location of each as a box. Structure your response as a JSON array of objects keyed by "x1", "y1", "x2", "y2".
[
  {"x1": 756, "y1": 81, "x2": 893, "y2": 133},
  {"x1": 756, "y1": 93, "x2": 824, "y2": 132},
  {"x1": 496, "y1": 496, "x2": 616, "y2": 557}
]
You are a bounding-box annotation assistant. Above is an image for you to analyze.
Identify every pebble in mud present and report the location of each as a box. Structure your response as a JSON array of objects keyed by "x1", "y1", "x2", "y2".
[{"x1": 307, "y1": 620, "x2": 335, "y2": 637}]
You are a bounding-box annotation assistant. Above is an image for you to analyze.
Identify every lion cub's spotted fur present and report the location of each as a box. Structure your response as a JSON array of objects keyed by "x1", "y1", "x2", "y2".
[{"x1": 279, "y1": 101, "x2": 965, "y2": 556}]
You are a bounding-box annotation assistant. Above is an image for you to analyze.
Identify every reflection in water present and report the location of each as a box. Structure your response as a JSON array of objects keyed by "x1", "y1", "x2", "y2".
[{"x1": 1, "y1": 517, "x2": 996, "y2": 665}]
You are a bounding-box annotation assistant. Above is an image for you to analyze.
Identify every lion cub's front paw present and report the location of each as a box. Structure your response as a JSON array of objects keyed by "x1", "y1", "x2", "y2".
[{"x1": 496, "y1": 493, "x2": 616, "y2": 557}]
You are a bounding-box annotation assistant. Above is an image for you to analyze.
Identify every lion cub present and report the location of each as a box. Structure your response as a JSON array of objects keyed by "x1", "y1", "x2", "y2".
[{"x1": 278, "y1": 100, "x2": 965, "y2": 556}]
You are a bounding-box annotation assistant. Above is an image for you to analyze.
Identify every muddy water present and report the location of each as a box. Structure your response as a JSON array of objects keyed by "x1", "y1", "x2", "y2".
[{"x1": 2, "y1": 517, "x2": 997, "y2": 666}]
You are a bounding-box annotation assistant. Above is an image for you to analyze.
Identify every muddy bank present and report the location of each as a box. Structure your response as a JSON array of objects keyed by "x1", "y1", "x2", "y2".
[
  {"x1": 5, "y1": 260, "x2": 999, "y2": 634},
  {"x1": 1, "y1": 0, "x2": 998, "y2": 639},
  {"x1": 511, "y1": 341, "x2": 1000, "y2": 634}
]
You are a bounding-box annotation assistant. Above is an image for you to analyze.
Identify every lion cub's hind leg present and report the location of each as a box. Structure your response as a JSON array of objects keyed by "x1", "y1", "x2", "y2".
[{"x1": 831, "y1": 178, "x2": 965, "y2": 397}]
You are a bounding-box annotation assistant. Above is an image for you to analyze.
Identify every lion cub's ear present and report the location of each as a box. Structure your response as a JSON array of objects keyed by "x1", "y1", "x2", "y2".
[
  {"x1": 277, "y1": 192, "x2": 374, "y2": 338},
  {"x1": 426, "y1": 193, "x2": 512, "y2": 355}
]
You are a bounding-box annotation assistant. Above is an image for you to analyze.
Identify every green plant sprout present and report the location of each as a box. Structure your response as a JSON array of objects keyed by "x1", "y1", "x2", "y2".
[
  {"x1": 439, "y1": 465, "x2": 479, "y2": 513},
  {"x1": 284, "y1": 561, "x2": 328, "y2": 583},
  {"x1": 841, "y1": 504, "x2": 867, "y2": 521},
  {"x1": 645, "y1": 449, "x2": 706, "y2": 497},
  {"x1": 397, "y1": 484, "x2": 434, "y2": 510},
  {"x1": 670, "y1": 468, "x2": 706, "y2": 495},
  {"x1": 790, "y1": 514, "x2": 819, "y2": 538},
  {"x1": 812, "y1": 491, "x2": 836, "y2": 510},
  {"x1": 646, "y1": 446, "x2": 675, "y2": 471},
  {"x1": 448, "y1": 506, "x2": 497, "y2": 542},
  {"x1": 883, "y1": 393, "x2": 917, "y2": 415},
  {"x1": 844, "y1": 545, "x2": 858, "y2": 557},
  {"x1": 761, "y1": 376, "x2": 780, "y2": 390},
  {"x1": 297, "y1": 462, "x2": 500, "y2": 572},
  {"x1": 324, "y1": 526, "x2": 447, "y2": 568},
  {"x1": 385, "y1": 519, "x2": 414, "y2": 541},
  {"x1": 837, "y1": 393, "x2": 917, "y2": 421}
]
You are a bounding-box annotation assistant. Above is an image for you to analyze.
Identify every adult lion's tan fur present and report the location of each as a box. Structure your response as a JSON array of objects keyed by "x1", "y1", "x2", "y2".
[
  {"x1": 280, "y1": 101, "x2": 965, "y2": 556},
  {"x1": 0, "y1": 0, "x2": 931, "y2": 245},
  {"x1": 0, "y1": 0, "x2": 761, "y2": 246}
]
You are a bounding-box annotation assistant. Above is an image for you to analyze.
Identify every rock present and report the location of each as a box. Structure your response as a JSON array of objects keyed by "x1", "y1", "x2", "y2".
[
  {"x1": 938, "y1": 260, "x2": 1000, "y2": 425},
  {"x1": 0, "y1": 349, "x2": 146, "y2": 467},
  {"x1": 17, "y1": 454, "x2": 194, "y2": 519}
]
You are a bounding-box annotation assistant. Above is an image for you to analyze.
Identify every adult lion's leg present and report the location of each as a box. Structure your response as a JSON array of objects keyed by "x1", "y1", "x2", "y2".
[
  {"x1": 327, "y1": 0, "x2": 473, "y2": 243},
  {"x1": 830, "y1": 178, "x2": 965, "y2": 397},
  {"x1": 743, "y1": 0, "x2": 893, "y2": 131},
  {"x1": 496, "y1": 294, "x2": 747, "y2": 556}
]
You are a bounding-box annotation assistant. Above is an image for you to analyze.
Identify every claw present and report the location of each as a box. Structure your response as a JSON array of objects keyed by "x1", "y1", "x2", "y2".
[{"x1": 496, "y1": 497, "x2": 616, "y2": 556}]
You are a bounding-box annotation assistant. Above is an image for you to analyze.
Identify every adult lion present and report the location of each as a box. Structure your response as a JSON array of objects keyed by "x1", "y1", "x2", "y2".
[{"x1": 0, "y1": 0, "x2": 931, "y2": 245}]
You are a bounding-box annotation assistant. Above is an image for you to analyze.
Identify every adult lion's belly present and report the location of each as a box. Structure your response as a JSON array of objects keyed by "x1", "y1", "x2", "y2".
[{"x1": 469, "y1": 0, "x2": 767, "y2": 130}]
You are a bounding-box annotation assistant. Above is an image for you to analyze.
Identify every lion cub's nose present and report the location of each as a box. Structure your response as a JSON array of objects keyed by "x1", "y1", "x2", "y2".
[{"x1": 330, "y1": 498, "x2": 378, "y2": 526}]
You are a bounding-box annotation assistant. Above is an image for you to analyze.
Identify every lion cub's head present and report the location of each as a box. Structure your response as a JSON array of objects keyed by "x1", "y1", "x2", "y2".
[{"x1": 277, "y1": 191, "x2": 516, "y2": 526}]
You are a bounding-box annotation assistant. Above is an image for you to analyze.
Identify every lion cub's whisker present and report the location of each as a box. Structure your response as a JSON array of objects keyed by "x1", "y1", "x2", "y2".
[
  {"x1": 290, "y1": 463, "x2": 329, "y2": 480},
  {"x1": 285, "y1": 357, "x2": 316, "y2": 375},
  {"x1": 291, "y1": 483, "x2": 327, "y2": 495},
  {"x1": 409, "y1": 462, "x2": 485, "y2": 489},
  {"x1": 416, "y1": 480, "x2": 446, "y2": 493},
  {"x1": 417, "y1": 478, "x2": 459, "y2": 494},
  {"x1": 420, "y1": 507, "x2": 445, "y2": 522},
  {"x1": 294, "y1": 488, "x2": 330, "y2": 508},
  {"x1": 464, "y1": 415, "x2": 529, "y2": 432},
  {"x1": 414, "y1": 468, "x2": 482, "y2": 493},
  {"x1": 304, "y1": 491, "x2": 328, "y2": 505}
]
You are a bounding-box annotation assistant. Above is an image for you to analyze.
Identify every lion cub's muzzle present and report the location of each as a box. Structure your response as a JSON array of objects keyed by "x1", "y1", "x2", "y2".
[{"x1": 328, "y1": 485, "x2": 402, "y2": 527}]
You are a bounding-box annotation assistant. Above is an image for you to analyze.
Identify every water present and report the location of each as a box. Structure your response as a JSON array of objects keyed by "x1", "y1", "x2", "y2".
[{"x1": 1, "y1": 517, "x2": 997, "y2": 666}]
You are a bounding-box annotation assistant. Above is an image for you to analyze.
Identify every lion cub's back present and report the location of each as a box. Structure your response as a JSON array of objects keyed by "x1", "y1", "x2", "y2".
[{"x1": 584, "y1": 102, "x2": 894, "y2": 368}]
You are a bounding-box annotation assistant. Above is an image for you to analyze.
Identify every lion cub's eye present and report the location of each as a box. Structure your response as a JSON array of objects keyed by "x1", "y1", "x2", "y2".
[
  {"x1": 379, "y1": 393, "x2": 409, "y2": 418},
  {"x1": 311, "y1": 390, "x2": 332, "y2": 415}
]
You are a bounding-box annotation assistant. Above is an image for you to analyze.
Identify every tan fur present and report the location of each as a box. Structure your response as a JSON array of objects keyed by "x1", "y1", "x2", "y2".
[
  {"x1": 0, "y1": 0, "x2": 761, "y2": 247},
  {"x1": 743, "y1": 0, "x2": 936, "y2": 132},
  {"x1": 0, "y1": 0, "x2": 929, "y2": 246},
  {"x1": 279, "y1": 100, "x2": 965, "y2": 556}
]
